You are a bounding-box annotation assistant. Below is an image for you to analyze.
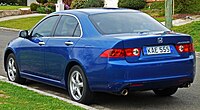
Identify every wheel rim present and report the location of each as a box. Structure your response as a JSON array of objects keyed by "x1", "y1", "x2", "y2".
[
  {"x1": 7, "y1": 57, "x2": 17, "y2": 81},
  {"x1": 69, "y1": 70, "x2": 84, "y2": 101}
]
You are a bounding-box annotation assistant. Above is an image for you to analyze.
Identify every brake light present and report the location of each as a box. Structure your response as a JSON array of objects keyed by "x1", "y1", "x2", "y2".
[
  {"x1": 100, "y1": 48, "x2": 141, "y2": 58},
  {"x1": 175, "y1": 43, "x2": 194, "y2": 53}
]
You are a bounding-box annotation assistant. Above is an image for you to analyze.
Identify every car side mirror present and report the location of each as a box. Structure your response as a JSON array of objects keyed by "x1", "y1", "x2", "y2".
[{"x1": 19, "y1": 30, "x2": 29, "y2": 38}]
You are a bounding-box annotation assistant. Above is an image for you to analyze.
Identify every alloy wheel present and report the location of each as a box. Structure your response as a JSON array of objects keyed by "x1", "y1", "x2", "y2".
[
  {"x1": 7, "y1": 57, "x2": 17, "y2": 81},
  {"x1": 69, "y1": 70, "x2": 84, "y2": 100}
]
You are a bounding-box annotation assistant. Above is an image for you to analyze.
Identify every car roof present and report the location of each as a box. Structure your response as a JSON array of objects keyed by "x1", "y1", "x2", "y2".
[{"x1": 53, "y1": 8, "x2": 141, "y2": 15}]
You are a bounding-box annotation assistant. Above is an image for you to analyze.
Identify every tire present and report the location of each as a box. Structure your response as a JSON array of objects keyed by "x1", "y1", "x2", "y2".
[
  {"x1": 6, "y1": 53, "x2": 26, "y2": 84},
  {"x1": 68, "y1": 65, "x2": 93, "y2": 104},
  {"x1": 153, "y1": 87, "x2": 178, "y2": 96}
]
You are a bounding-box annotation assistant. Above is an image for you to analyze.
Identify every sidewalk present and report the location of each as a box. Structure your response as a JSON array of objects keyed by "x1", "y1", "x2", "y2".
[
  {"x1": 0, "y1": 13, "x2": 46, "y2": 22},
  {"x1": 161, "y1": 15, "x2": 200, "y2": 26}
]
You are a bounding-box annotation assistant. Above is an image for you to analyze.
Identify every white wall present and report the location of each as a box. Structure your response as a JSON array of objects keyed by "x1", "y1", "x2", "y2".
[
  {"x1": 27, "y1": 0, "x2": 37, "y2": 6},
  {"x1": 104, "y1": 0, "x2": 119, "y2": 8}
]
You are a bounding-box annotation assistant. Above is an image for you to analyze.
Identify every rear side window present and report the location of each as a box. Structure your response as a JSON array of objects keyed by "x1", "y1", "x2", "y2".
[
  {"x1": 54, "y1": 15, "x2": 81, "y2": 37},
  {"x1": 89, "y1": 12, "x2": 169, "y2": 35}
]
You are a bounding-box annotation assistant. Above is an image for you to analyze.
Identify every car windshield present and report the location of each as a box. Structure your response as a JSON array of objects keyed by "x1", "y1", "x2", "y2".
[{"x1": 89, "y1": 12, "x2": 169, "y2": 35}]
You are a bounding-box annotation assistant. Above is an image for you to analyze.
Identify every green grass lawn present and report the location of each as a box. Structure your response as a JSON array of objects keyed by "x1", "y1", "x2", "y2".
[
  {"x1": 0, "y1": 81, "x2": 84, "y2": 110},
  {"x1": 0, "y1": 16, "x2": 45, "y2": 30},
  {"x1": 155, "y1": 17, "x2": 165, "y2": 22},
  {"x1": 0, "y1": 6, "x2": 29, "y2": 10},
  {"x1": 172, "y1": 21, "x2": 200, "y2": 52}
]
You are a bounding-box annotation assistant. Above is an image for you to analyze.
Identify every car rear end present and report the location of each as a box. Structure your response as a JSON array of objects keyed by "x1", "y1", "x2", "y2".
[
  {"x1": 99, "y1": 34, "x2": 195, "y2": 94},
  {"x1": 89, "y1": 10, "x2": 196, "y2": 94}
]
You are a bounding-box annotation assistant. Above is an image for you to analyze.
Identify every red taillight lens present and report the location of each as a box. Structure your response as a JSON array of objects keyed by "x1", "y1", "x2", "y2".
[
  {"x1": 100, "y1": 48, "x2": 141, "y2": 58},
  {"x1": 175, "y1": 43, "x2": 194, "y2": 53},
  {"x1": 100, "y1": 49, "x2": 125, "y2": 58}
]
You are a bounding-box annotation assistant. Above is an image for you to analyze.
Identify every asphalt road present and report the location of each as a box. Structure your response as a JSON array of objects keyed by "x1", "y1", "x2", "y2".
[{"x1": 0, "y1": 30, "x2": 200, "y2": 110}]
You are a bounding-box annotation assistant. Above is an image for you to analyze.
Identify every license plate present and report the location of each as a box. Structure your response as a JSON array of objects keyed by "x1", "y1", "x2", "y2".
[{"x1": 146, "y1": 45, "x2": 171, "y2": 55}]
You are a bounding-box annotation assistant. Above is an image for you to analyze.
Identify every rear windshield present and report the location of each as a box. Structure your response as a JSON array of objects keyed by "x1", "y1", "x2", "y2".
[{"x1": 89, "y1": 12, "x2": 169, "y2": 35}]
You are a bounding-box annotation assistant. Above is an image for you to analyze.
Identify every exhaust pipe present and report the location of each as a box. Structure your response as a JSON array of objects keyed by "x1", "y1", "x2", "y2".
[
  {"x1": 121, "y1": 89, "x2": 128, "y2": 96},
  {"x1": 180, "y1": 83, "x2": 191, "y2": 88}
]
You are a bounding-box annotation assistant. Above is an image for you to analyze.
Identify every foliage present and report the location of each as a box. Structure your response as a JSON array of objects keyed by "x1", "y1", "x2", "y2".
[
  {"x1": 174, "y1": 0, "x2": 200, "y2": 14},
  {"x1": 32, "y1": 0, "x2": 55, "y2": 14},
  {"x1": 70, "y1": 0, "x2": 87, "y2": 9},
  {"x1": 36, "y1": 3, "x2": 55, "y2": 14},
  {"x1": 36, "y1": 0, "x2": 48, "y2": 4},
  {"x1": 36, "y1": 6, "x2": 46, "y2": 13},
  {"x1": 44, "y1": 2, "x2": 56, "y2": 13},
  {"x1": 70, "y1": 0, "x2": 104, "y2": 9},
  {"x1": 47, "y1": 0, "x2": 58, "y2": 3},
  {"x1": 83, "y1": 0, "x2": 104, "y2": 8},
  {"x1": 118, "y1": 0, "x2": 146, "y2": 10},
  {"x1": 30, "y1": 3, "x2": 40, "y2": 11},
  {"x1": 150, "y1": 1, "x2": 165, "y2": 10}
]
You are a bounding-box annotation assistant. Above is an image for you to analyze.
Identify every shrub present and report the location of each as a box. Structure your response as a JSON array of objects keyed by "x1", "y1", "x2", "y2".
[
  {"x1": 47, "y1": 0, "x2": 57, "y2": 3},
  {"x1": 70, "y1": 0, "x2": 87, "y2": 9},
  {"x1": 36, "y1": 0, "x2": 48, "y2": 4},
  {"x1": 118, "y1": 0, "x2": 146, "y2": 10},
  {"x1": 44, "y1": 2, "x2": 56, "y2": 13},
  {"x1": 70, "y1": 0, "x2": 104, "y2": 9},
  {"x1": 36, "y1": 3, "x2": 55, "y2": 14},
  {"x1": 36, "y1": 6, "x2": 46, "y2": 13},
  {"x1": 30, "y1": 3, "x2": 40, "y2": 11},
  {"x1": 84, "y1": 0, "x2": 104, "y2": 8},
  {"x1": 150, "y1": 1, "x2": 165, "y2": 10},
  {"x1": 174, "y1": 0, "x2": 200, "y2": 14}
]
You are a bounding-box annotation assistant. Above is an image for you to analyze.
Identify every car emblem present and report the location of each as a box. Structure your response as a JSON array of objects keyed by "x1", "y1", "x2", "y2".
[{"x1": 158, "y1": 37, "x2": 163, "y2": 44}]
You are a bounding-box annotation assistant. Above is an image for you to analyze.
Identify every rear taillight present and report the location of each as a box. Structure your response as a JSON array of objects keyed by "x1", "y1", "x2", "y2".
[
  {"x1": 125, "y1": 48, "x2": 141, "y2": 57},
  {"x1": 100, "y1": 48, "x2": 141, "y2": 58},
  {"x1": 100, "y1": 49, "x2": 125, "y2": 58},
  {"x1": 175, "y1": 43, "x2": 194, "y2": 53}
]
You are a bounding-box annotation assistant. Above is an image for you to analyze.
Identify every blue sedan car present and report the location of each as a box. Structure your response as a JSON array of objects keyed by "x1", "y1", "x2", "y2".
[{"x1": 4, "y1": 9, "x2": 196, "y2": 104}]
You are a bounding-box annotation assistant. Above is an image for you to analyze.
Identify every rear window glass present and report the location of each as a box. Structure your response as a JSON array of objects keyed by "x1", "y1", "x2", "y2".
[{"x1": 89, "y1": 12, "x2": 169, "y2": 35}]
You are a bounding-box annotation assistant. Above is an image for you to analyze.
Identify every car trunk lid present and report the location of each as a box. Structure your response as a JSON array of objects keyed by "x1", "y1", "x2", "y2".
[{"x1": 112, "y1": 33, "x2": 193, "y2": 63}]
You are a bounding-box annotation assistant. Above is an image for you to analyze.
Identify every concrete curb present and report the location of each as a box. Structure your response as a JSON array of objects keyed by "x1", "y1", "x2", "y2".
[
  {"x1": 0, "y1": 76, "x2": 97, "y2": 110},
  {"x1": 0, "y1": 27, "x2": 20, "y2": 32}
]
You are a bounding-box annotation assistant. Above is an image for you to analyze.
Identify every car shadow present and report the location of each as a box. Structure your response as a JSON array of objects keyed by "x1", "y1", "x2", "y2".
[{"x1": 24, "y1": 80, "x2": 182, "y2": 110}]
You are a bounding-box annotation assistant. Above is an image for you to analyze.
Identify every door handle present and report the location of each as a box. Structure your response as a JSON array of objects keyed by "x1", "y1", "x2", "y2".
[
  {"x1": 38, "y1": 41, "x2": 45, "y2": 45},
  {"x1": 65, "y1": 41, "x2": 73, "y2": 46}
]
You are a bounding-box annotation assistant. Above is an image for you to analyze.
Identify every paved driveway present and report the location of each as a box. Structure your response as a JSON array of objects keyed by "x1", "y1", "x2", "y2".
[{"x1": 0, "y1": 30, "x2": 200, "y2": 110}]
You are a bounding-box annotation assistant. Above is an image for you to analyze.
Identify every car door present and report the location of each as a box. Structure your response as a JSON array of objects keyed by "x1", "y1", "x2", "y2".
[
  {"x1": 19, "y1": 15, "x2": 60, "y2": 77},
  {"x1": 44, "y1": 15, "x2": 82, "y2": 81}
]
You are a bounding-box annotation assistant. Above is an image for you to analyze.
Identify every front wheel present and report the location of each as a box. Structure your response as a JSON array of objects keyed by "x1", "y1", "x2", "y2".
[
  {"x1": 68, "y1": 65, "x2": 93, "y2": 104},
  {"x1": 153, "y1": 87, "x2": 178, "y2": 96},
  {"x1": 6, "y1": 53, "x2": 26, "y2": 84}
]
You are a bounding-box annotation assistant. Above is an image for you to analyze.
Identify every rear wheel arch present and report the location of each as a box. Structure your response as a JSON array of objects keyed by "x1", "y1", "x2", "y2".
[
  {"x1": 4, "y1": 49, "x2": 14, "y2": 72},
  {"x1": 65, "y1": 61, "x2": 88, "y2": 87}
]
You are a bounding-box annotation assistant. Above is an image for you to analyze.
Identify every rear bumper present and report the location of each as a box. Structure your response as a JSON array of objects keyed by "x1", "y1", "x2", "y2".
[
  {"x1": 90, "y1": 54, "x2": 196, "y2": 93},
  {"x1": 107, "y1": 75, "x2": 193, "y2": 94}
]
